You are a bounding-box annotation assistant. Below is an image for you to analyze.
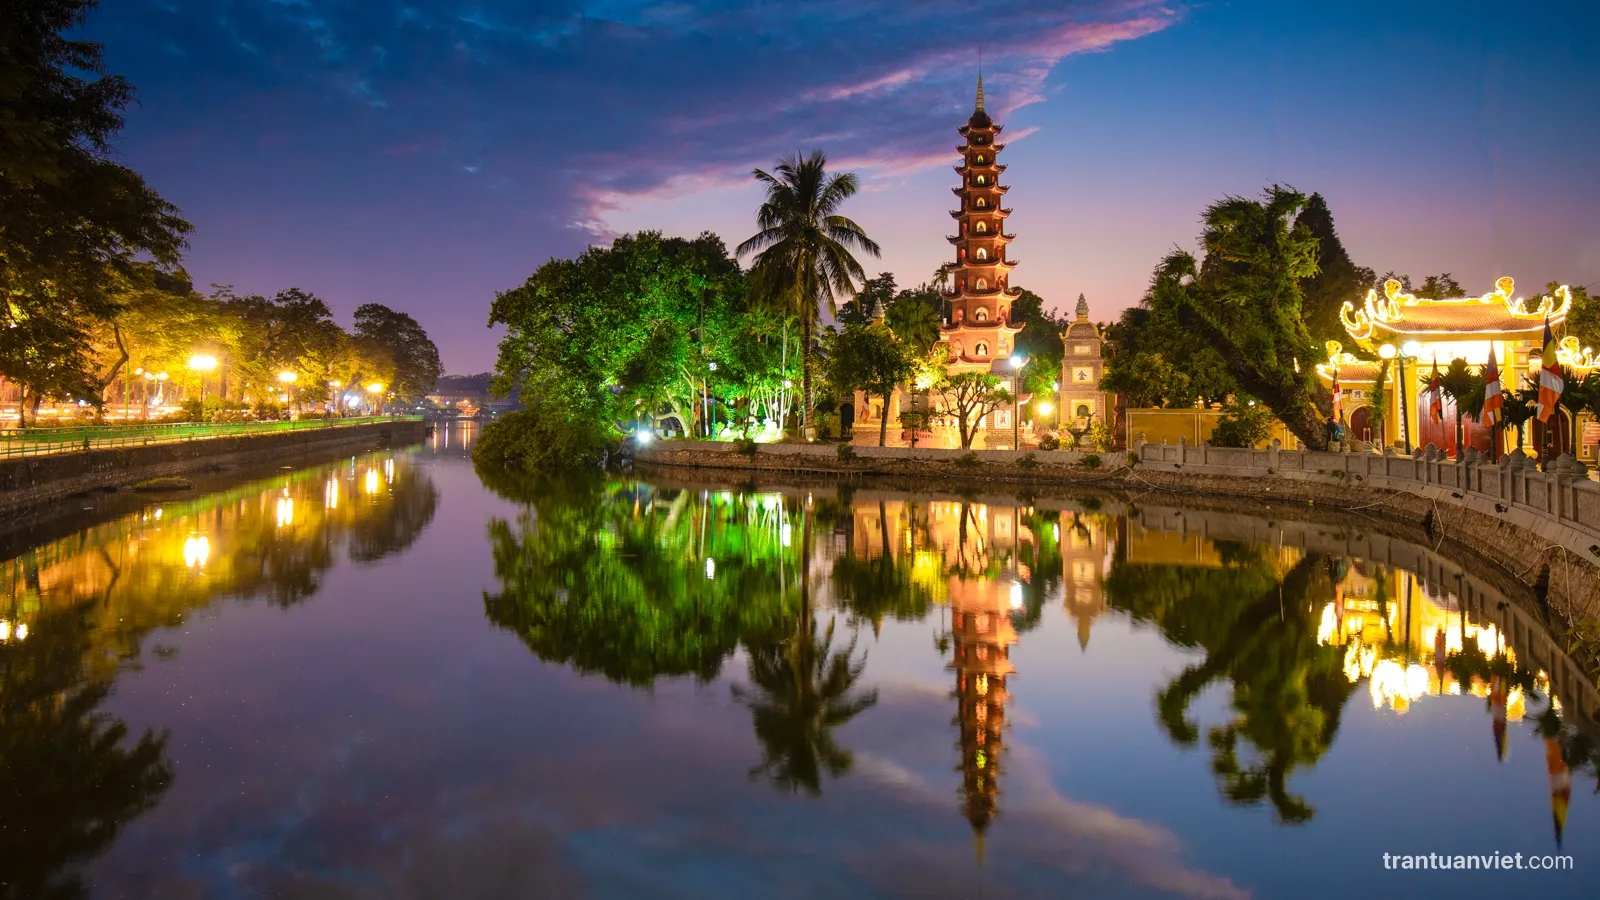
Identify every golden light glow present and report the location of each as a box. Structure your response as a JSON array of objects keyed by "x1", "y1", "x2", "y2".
[
  {"x1": 328, "y1": 380, "x2": 342, "y2": 388},
  {"x1": 277, "y1": 371, "x2": 298, "y2": 384},
  {"x1": 1035, "y1": 400, "x2": 1054, "y2": 415},
  {"x1": 1340, "y1": 277, "x2": 1570, "y2": 343},
  {"x1": 365, "y1": 382, "x2": 385, "y2": 394},
  {"x1": 183, "y1": 535, "x2": 210, "y2": 568},
  {"x1": 364, "y1": 468, "x2": 380, "y2": 495},
  {"x1": 187, "y1": 354, "x2": 218, "y2": 372},
  {"x1": 276, "y1": 490, "x2": 294, "y2": 527},
  {"x1": 325, "y1": 477, "x2": 340, "y2": 509},
  {"x1": 1378, "y1": 343, "x2": 1397, "y2": 360}
]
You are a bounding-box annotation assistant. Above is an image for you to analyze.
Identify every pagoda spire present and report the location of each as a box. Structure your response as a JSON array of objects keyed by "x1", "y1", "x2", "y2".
[{"x1": 975, "y1": 71, "x2": 985, "y2": 113}]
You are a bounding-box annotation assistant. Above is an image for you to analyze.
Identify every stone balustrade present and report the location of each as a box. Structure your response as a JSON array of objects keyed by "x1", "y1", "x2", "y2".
[{"x1": 1135, "y1": 436, "x2": 1600, "y2": 567}]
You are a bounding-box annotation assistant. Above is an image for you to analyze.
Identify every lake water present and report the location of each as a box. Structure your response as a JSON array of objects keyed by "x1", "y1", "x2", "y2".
[{"x1": 2, "y1": 423, "x2": 1596, "y2": 899}]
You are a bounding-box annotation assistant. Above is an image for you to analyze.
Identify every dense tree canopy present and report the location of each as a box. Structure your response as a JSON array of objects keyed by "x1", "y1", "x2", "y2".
[
  {"x1": 1144, "y1": 186, "x2": 1329, "y2": 448},
  {"x1": 354, "y1": 304, "x2": 442, "y2": 403}
]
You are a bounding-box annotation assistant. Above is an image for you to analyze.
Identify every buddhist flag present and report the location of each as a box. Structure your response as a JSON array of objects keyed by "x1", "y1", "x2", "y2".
[
  {"x1": 1428, "y1": 357, "x2": 1444, "y2": 422},
  {"x1": 1482, "y1": 345, "x2": 1503, "y2": 426},
  {"x1": 1331, "y1": 367, "x2": 1343, "y2": 419},
  {"x1": 1547, "y1": 736, "x2": 1571, "y2": 848},
  {"x1": 1537, "y1": 314, "x2": 1564, "y2": 423}
]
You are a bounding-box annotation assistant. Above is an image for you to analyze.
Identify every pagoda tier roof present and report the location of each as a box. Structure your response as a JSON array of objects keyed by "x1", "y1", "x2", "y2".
[
  {"x1": 1313, "y1": 356, "x2": 1383, "y2": 387},
  {"x1": 952, "y1": 184, "x2": 1010, "y2": 196},
  {"x1": 1341, "y1": 277, "x2": 1571, "y2": 343},
  {"x1": 944, "y1": 286, "x2": 1023, "y2": 301},
  {"x1": 949, "y1": 207, "x2": 1013, "y2": 219},
  {"x1": 1064, "y1": 321, "x2": 1100, "y2": 339},
  {"x1": 954, "y1": 162, "x2": 1007, "y2": 174},
  {"x1": 954, "y1": 258, "x2": 1019, "y2": 273},
  {"x1": 958, "y1": 121, "x2": 1004, "y2": 136},
  {"x1": 947, "y1": 232, "x2": 1016, "y2": 244},
  {"x1": 956, "y1": 143, "x2": 1006, "y2": 153}
]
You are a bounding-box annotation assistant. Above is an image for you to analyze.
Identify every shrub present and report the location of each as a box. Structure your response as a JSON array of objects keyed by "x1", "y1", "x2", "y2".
[
  {"x1": 1016, "y1": 452, "x2": 1039, "y2": 469},
  {"x1": 1086, "y1": 421, "x2": 1115, "y2": 452},
  {"x1": 1081, "y1": 454, "x2": 1102, "y2": 469},
  {"x1": 836, "y1": 443, "x2": 857, "y2": 461},
  {"x1": 955, "y1": 451, "x2": 981, "y2": 468},
  {"x1": 1127, "y1": 452, "x2": 1140, "y2": 465},
  {"x1": 1037, "y1": 434, "x2": 1060, "y2": 451},
  {"x1": 1210, "y1": 399, "x2": 1274, "y2": 448},
  {"x1": 472, "y1": 403, "x2": 613, "y2": 472},
  {"x1": 733, "y1": 437, "x2": 759, "y2": 457}
]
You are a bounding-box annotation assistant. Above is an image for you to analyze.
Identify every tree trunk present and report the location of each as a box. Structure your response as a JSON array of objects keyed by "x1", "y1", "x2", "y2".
[
  {"x1": 878, "y1": 390, "x2": 889, "y2": 447},
  {"x1": 802, "y1": 316, "x2": 813, "y2": 434},
  {"x1": 1454, "y1": 411, "x2": 1464, "y2": 459}
]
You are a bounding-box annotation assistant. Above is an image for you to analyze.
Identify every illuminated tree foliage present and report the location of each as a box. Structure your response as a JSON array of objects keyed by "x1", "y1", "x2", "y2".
[{"x1": 0, "y1": 0, "x2": 191, "y2": 420}]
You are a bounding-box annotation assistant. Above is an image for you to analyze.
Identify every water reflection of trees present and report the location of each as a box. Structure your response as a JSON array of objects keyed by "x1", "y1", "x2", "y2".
[
  {"x1": 0, "y1": 606, "x2": 172, "y2": 900},
  {"x1": 481, "y1": 477, "x2": 880, "y2": 795},
  {"x1": 1105, "y1": 548, "x2": 1356, "y2": 823},
  {"x1": 0, "y1": 453, "x2": 437, "y2": 895}
]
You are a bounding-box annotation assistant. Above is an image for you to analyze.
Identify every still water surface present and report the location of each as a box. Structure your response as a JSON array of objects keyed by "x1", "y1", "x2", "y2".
[{"x1": 2, "y1": 425, "x2": 1597, "y2": 899}]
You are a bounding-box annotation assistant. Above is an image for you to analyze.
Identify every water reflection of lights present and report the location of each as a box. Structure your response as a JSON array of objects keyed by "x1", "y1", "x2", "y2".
[
  {"x1": 780, "y1": 522, "x2": 792, "y2": 547},
  {"x1": 705, "y1": 557, "x2": 716, "y2": 580},
  {"x1": 0, "y1": 620, "x2": 24, "y2": 642},
  {"x1": 384, "y1": 457, "x2": 394, "y2": 483},
  {"x1": 325, "y1": 477, "x2": 339, "y2": 509},
  {"x1": 1009, "y1": 581, "x2": 1024, "y2": 609},
  {"x1": 276, "y1": 488, "x2": 294, "y2": 527},
  {"x1": 364, "y1": 468, "x2": 381, "y2": 495},
  {"x1": 183, "y1": 535, "x2": 211, "y2": 568}
]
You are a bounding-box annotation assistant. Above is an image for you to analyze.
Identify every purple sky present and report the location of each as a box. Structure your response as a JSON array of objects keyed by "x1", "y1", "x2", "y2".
[{"x1": 90, "y1": 0, "x2": 1600, "y2": 372}]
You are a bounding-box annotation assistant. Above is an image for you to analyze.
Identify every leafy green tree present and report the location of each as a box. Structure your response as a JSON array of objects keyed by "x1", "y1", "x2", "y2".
[
  {"x1": 884, "y1": 289, "x2": 941, "y2": 354},
  {"x1": 738, "y1": 152, "x2": 881, "y2": 433},
  {"x1": 354, "y1": 303, "x2": 442, "y2": 403},
  {"x1": 1, "y1": 0, "x2": 192, "y2": 417},
  {"x1": 841, "y1": 272, "x2": 897, "y2": 325},
  {"x1": 825, "y1": 323, "x2": 914, "y2": 446},
  {"x1": 1296, "y1": 193, "x2": 1375, "y2": 346},
  {"x1": 487, "y1": 231, "x2": 748, "y2": 465},
  {"x1": 1439, "y1": 358, "x2": 1483, "y2": 458},
  {"x1": 936, "y1": 372, "x2": 1012, "y2": 449},
  {"x1": 1210, "y1": 398, "x2": 1275, "y2": 447},
  {"x1": 1009, "y1": 287, "x2": 1066, "y2": 399},
  {"x1": 1146, "y1": 186, "x2": 1329, "y2": 448},
  {"x1": 1102, "y1": 304, "x2": 1236, "y2": 409}
]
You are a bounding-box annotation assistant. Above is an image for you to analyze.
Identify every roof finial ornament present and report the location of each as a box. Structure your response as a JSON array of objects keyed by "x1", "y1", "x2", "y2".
[
  {"x1": 1075, "y1": 293, "x2": 1089, "y2": 322},
  {"x1": 975, "y1": 49, "x2": 985, "y2": 113}
]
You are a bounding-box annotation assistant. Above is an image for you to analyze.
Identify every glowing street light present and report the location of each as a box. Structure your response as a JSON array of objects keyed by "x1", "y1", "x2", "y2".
[
  {"x1": 277, "y1": 371, "x2": 298, "y2": 384},
  {"x1": 188, "y1": 354, "x2": 218, "y2": 406},
  {"x1": 1008, "y1": 355, "x2": 1028, "y2": 450}
]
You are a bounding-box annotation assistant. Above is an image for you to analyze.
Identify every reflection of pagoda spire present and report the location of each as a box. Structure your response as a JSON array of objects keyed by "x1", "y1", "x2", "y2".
[{"x1": 949, "y1": 573, "x2": 1017, "y2": 845}]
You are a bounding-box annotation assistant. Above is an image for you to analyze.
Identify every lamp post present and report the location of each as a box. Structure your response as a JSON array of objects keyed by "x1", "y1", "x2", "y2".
[
  {"x1": 365, "y1": 382, "x2": 385, "y2": 416},
  {"x1": 277, "y1": 372, "x2": 298, "y2": 416},
  {"x1": 328, "y1": 381, "x2": 342, "y2": 416},
  {"x1": 1010, "y1": 355, "x2": 1028, "y2": 450},
  {"x1": 188, "y1": 354, "x2": 218, "y2": 407}
]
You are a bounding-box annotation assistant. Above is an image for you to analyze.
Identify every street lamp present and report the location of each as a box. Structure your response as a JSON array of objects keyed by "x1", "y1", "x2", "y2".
[
  {"x1": 365, "y1": 382, "x2": 385, "y2": 416},
  {"x1": 188, "y1": 354, "x2": 218, "y2": 404},
  {"x1": 1009, "y1": 355, "x2": 1027, "y2": 450},
  {"x1": 328, "y1": 380, "x2": 342, "y2": 416}
]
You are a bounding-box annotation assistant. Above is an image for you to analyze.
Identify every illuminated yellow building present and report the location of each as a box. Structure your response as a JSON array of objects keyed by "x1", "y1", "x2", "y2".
[
  {"x1": 1326, "y1": 277, "x2": 1596, "y2": 456},
  {"x1": 1061, "y1": 511, "x2": 1113, "y2": 650}
]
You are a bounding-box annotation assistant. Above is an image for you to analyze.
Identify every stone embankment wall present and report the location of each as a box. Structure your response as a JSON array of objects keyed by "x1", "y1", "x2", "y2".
[
  {"x1": 635, "y1": 438, "x2": 1600, "y2": 623},
  {"x1": 0, "y1": 419, "x2": 427, "y2": 516}
]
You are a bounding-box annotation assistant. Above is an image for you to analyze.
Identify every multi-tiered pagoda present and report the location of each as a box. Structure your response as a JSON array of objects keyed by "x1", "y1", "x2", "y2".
[{"x1": 942, "y1": 75, "x2": 1023, "y2": 376}]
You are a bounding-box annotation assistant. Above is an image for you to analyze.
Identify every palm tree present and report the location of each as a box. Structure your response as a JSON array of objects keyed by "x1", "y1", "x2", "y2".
[
  {"x1": 738, "y1": 151, "x2": 880, "y2": 434},
  {"x1": 884, "y1": 295, "x2": 941, "y2": 355},
  {"x1": 1439, "y1": 357, "x2": 1482, "y2": 458}
]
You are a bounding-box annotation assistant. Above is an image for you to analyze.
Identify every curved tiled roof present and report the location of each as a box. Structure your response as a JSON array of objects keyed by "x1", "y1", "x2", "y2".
[{"x1": 1342, "y1": 278, "x2": 1571, "y2": 341}]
